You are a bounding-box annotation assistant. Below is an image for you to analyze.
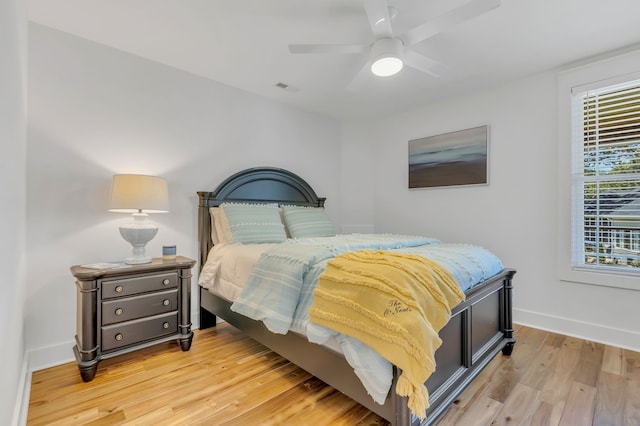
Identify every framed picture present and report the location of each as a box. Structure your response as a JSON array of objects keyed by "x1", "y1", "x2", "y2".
[{"x1": 408, "y1": 125, "x2": 488, "y2": 189}]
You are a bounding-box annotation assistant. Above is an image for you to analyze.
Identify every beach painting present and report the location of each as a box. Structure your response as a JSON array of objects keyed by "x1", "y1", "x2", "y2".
[{"x1": 409, "y1": 125, "x2": 488, "y2": 189}]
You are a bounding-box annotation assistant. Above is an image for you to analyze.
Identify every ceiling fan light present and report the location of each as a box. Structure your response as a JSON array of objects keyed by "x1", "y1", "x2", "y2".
[
  {"x1": 369, "y1": 37, "x2": 404, "y2": 77},
  {"x1": 371, "y1": 56, "x2": 403, "y2": 77}
]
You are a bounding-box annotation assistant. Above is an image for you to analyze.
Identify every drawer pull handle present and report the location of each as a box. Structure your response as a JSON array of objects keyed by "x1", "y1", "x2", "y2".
[
  {"x1": 115, "y1": 285, "x2": 123, "y2": 293},
  {"x1": 162, "y1": 279, "x2": 170, "y2": 286},
  {"x1": 115, "y1": 308, "x2": 123, "y2": 316},
  {"x1": 163, "y1": 322, "x2": 170, "y2": 329},
  {"x1": 115, "y1": 333, "x2": 123, "y2": 341},
  {"x1": 163, "y1": 299, "x2": 170, "y2": 306}
]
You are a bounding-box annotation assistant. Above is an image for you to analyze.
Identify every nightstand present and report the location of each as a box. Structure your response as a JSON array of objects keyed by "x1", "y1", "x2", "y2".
[{"x1": 71, "y1": 256, "x2": 196, "y2": 382}]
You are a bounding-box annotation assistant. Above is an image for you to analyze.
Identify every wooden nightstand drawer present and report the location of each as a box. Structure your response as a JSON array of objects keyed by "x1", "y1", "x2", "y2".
[
  {"x1": 102, "y1": 272, "x2": 178, "y2": 299},
  {"x1": 102, "y1": 289, "x2": 178, "y2": 325},
  {"x1": 101, "y1": 312, "x2": 178, "y2": 351}
]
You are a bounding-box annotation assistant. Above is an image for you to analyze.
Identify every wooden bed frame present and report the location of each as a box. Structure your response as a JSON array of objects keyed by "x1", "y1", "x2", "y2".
[{"x1": 197, "y1": 167, "x2": 516, "y2": 426}]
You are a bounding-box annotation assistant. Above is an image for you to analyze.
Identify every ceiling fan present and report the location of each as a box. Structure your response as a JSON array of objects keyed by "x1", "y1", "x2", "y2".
[{"x1": 288, "y1": 0, "x2": 500, "y2": 89}]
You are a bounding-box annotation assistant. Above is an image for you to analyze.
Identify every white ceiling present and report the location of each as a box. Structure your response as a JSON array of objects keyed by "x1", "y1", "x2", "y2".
[{"x1": 28, "y1": 0, "x2": 640, "y2": 120}]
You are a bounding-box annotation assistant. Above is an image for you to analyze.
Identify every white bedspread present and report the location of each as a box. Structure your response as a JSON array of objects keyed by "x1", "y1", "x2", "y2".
[{"x1": 199, "y1": 243, "x2": 276, "y2": 301}]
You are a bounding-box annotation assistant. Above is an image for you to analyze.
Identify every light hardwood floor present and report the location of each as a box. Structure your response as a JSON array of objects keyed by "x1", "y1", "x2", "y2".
[{"x1": 28, "y1": 323, "x2": 640, "y2": 425}]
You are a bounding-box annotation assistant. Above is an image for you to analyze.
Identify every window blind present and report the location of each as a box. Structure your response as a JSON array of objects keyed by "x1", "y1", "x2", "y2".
[{"x1": 571, "y1": 79, "x2": 640, "y2": 273}]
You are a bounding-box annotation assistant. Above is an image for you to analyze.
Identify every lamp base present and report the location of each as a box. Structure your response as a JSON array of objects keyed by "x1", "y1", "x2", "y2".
[
  {"x1": 119, "y1": 213, "x2": 158, "y2": 264},
  {"x1": 124, "y1": 252, "x2": 153, "y2": 265}
]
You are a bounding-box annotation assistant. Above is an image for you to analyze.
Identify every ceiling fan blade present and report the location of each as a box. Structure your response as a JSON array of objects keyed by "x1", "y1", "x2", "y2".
[
  {"x1": 288, "y1": 44, "x2": 368, "y2": 54},
  {"x1": 362, "y1": 0, "x2": 393, "y2": 37},
  {"x1": 401, "y1": 0, "x2": 500, "y2": 46},
  {"x1": 346, "y1": 61, "x2": 372, "y2": 91},
  {"x1": 403, "y1": 50, "x2": 447, "y2": 78}
]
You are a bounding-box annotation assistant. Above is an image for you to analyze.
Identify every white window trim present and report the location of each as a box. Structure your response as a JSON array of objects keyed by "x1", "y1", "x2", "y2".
[{"x1": 557, "y1": 49, "x2": 640, "y2": 291}]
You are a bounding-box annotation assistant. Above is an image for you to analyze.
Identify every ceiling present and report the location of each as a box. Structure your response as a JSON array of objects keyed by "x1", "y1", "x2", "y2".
[{"x1": 27, "y1": 0, "x2": 640, "y2": 120}]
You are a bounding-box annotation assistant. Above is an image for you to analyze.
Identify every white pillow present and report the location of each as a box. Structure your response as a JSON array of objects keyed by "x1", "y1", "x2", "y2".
[
  {"x1": 210, "y1": 207, "x2": 234, "y2": 245},
  {"x1": 209, "y1": 207, "x2": 220, "y2": 244}
]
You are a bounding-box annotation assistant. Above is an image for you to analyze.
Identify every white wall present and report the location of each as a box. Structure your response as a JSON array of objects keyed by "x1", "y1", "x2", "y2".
[
  {"x1": 0, "y1": 0, "x2": 27, "y2": 424},
  {"x1": 341, "y1": 70, "x2": 640, "y2": 351},
  {"x1": 26, "y1": 23, "x2": 342, "y2": 369}
]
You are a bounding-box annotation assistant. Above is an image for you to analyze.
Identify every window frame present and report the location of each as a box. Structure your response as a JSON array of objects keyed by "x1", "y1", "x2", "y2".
[{"x1": 557, "y1": 49, "x2": 640, "y2": 291}]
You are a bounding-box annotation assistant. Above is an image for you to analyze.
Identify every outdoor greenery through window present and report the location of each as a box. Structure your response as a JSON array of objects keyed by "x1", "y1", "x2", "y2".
[{"x1": 572, "y1": 79, "x2": 640, "y2": 273}]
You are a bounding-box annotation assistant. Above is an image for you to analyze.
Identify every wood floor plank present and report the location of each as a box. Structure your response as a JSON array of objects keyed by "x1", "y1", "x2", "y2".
[
  {"x1": 515, "y1": 326, "x2": 548, "y2": 350},
  {"x1": 121, "y1": 406, "x2": 174, "y2": 426},
  {"x1": 43, "y1": 408, "x2": 100, "y2": 426},
  {"x1": 538, "y1": 337, "x2": 582, "y2": 425},
  {"x1": 27, "y1": 323, "x2": 638, "y2": 426},
  {"x1": 281, "y1": 386, "x2": 364, "y2": 425},
  {"x1": 559, "y1": 381, "x2": 597, "y2": 425},
  {"x1": 191, "y1": 365, "x2": 315, "y2": 424},
  {"x1": 525, "y1": 400, "x2": 554, "y2": 426},
  {"x1": 561, "y1": 335, "x2": 584, "y2": 352},
  {"x1": 486, "y1": 339, "x2": 538, "y2": 402},
  {"x1": 594, "y1": 371, "x2": 626, "y2": 425},
  {"x1": 519, "y1": 344, "x2": 560, "y2": 390},
  {"x1": 543, "y1": 331, "x2": 567, "y2": 349},
  {"x1": 574, "y1": 340, "x2": 605, "y2": 387},
  {"x1": 454, "y1": 394, "x2": 502, "y2": 426},
  {"x1": 624, "y1": 349, "x2": 640, "y2": 425},
  {"x1": 601, "y1": 345, "x2": 624, "y2": 375},
  {"x1": 491, "y1": 382, "x2": 539, "y2": 425}
]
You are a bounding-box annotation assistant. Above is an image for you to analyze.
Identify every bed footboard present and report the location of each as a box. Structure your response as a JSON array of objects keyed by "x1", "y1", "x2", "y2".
[{"x1": 420, "y1": 268, "x2": 516, "y2": 425}]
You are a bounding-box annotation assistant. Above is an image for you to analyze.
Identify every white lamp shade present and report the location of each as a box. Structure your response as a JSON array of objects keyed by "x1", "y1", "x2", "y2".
[{"x1": 109, "y1": 174, "x2": 169, "y2": 213}]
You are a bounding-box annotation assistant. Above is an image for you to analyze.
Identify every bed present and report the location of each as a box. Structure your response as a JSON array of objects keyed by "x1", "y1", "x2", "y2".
[{"x1": 197, "y1": 167, "x2": 516, "y2": 426}]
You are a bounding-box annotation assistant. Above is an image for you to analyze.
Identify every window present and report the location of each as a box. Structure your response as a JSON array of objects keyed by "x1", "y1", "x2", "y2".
[{"x1": 571, "y1": 80, "x2": 640, "y2": 274}]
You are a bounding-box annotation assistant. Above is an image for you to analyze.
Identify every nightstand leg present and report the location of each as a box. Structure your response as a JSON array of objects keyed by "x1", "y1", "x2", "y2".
[
  {"x1": 79, "y1": 363, "x2": 98, "y2": 382},
  {"x1": 74, "y1": 345, "x2": 99, "y2": 382},
  {"x1": 179, "y1": 332, "x2": 193, "y2": 351}
]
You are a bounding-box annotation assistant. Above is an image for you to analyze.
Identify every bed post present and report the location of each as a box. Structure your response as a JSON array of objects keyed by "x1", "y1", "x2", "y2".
[
  {"x1": 197, "y1": 191, "x2": 214, "y2": 269},
  {"x1": 501, "y1": 269, "x2": 516, "y2": 355},
  {"x1": 199, "y1": 289, "x2": 217, "y2": 329},
  {"x1": 389, "y1": 367, "x2": 413, "y2": 426},
  {"x1": 197, "y1": 191, "x2": 217, "y2": 329}
]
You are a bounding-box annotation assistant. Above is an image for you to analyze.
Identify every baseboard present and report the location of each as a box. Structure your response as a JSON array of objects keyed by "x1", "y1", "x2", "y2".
[
  {"x1": 28, "y1": 340, "x2": 75, "y2": 372},
  {"x1": 13, "y1": 355, "x2": 29, "y2": 426},
  {"x1": 514, "y1": 308, "x2": 640, "y2": 352}
]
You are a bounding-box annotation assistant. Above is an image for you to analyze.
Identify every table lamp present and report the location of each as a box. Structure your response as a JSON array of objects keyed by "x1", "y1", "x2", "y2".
[{"x1": 108, "y1": 174, "x2": 169, "y2": 264}]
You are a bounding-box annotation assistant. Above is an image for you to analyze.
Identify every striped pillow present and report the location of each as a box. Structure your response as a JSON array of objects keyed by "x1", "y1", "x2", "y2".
[
  {"x1": 220, "y1": 203, "x2": 287, "y2": 244},
  {"x1": 282, "y1": 206, "x2": 336, "y2": 238}
]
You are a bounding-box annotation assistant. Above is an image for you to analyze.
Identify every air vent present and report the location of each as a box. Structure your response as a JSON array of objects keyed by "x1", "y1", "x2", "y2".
[{"x1": 275, "y1": 82, "x2": 300, "y2": 93}]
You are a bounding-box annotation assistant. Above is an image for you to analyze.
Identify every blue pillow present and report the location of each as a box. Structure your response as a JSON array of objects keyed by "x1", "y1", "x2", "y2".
[
  {"x1": 220, "y1": 203, "x2": 287, "y2": 244},
  {"x1": 282, "y1": 206, "x2": 336, "y2": 238}
]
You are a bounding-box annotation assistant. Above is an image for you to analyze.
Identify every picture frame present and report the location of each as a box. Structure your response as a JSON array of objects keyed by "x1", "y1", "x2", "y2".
[{"x1": 408, "y1": 125, "x2": 488, "y2": 189}]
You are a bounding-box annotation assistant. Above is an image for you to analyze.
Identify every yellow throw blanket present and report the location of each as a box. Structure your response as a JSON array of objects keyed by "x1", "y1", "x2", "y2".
[{"x1": 309, "y1": 250, "x2": 465, "y2": 420}]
